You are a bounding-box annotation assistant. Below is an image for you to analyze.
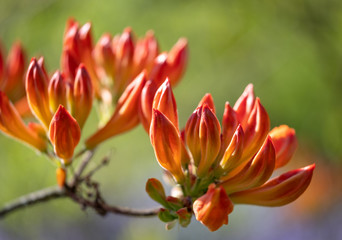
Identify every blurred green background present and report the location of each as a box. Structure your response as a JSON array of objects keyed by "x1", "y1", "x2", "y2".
[{"x1": 1, "y1": 0, "x2": 342, "y2": 239}]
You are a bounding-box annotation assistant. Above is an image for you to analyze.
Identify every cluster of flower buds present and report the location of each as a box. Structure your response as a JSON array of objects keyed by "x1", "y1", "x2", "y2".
[
  {"x1": 60, "y1": 18, "x2": 189, "y2": 148},
  {"x1": 0, "y1": 19, "x2": 314, "y2": 231},
  {"x1": 146, "y1": 81, "x2": 315, "y2": 231},
  {"x1": 0, "y1": 56, "x2": 92, "y2": 185},
  {"x1": 0, "y1": 19, "x2": 188, "y2": 187}
]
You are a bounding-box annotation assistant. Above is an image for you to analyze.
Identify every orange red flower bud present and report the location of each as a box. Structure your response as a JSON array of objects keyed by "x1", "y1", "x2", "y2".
[
  {"x1": 94, "y1": 33, "x2": 116, "y2": 81},
  {"x1": 48, "y1": 71, "x2": 69, "y2": 113},
  {"x1": 197, "y1": 105, "x2": 221, "y2": 178},
  {"x1": 49, "y1": 105, "x2": 81, "y2": 163},
  {"x1": 152, "y1": 79, "x2": 178, "y2": 129},
  {"x1": 197, "y1": 94, "x2": 216, "y2": 114},
  {"x1": 26, "y1": 58, "x2": 52, "y2": 129},
  {"x1": 113, "y1": 28, "x2": 135, "y2": 96},
  {"x1": 62, "y1": 19, "x2": 100, "y2": 97},
  {"x1": 229, "y1": 164, "x2": 315, "y2": 206},
  {"x1": 193, "y1": 184, "x2": 234, "y2": 231},
  {"x1": 132, "y1": 30, "x2": 158, "y2": 76},
  {"x1": 71, "y1": 64, "x2": 93, "y2": 129},
  {"x1": 269, "y1": 125, "x2": 297, "y2": 169},
  {"x1": 185, "y1": 106, "x2": 202, "y2": 165},
  {"x1": 150, "y1": 109, "x2": 186, "y2": 183}
]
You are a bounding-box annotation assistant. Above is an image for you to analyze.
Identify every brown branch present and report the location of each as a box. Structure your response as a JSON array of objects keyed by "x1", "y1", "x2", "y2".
[
  {"x1": 0, "y1": 185, "x2": 159, "y2": 219},
  {"x1": 65, "y1": 188, "x2": 159, "y2": 217},
  {"x1": 0, "y1": 150, "x2": 159, "y2": 219},
  {"x1": 0, "y1": 186, "x2": 66, "y2": 219},
  {"x1": 71, "y1": 150, "x2": 95, "y2": 186}
]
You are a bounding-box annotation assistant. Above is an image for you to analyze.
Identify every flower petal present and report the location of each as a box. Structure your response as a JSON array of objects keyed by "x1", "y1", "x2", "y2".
[
  {"x1": 220, "y1": 136, "x2": 275, "y2": 194},
  {"x1": 152, "y1": 79, "x2": 178, "y2": 129},
  {"x1": 193, "y1": 184, "x2": 234, "y2": 232},
  {"x1": 229, "y1": 164, "x2": 315, "y2": 206},
  {"x1": 269, "y1": 125, "x2": 297, "y2": 169},
  {"x1": 150, "y1": 109, "x2": 185, "y2": 183},
  {"x1": 49, "y1": 105, "x2": 81, "y2": 162}
]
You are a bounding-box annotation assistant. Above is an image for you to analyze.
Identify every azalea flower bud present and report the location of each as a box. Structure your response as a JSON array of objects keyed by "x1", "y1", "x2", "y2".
[
  {"x1": 94, "y1": 33, "x2": 116, "y2": 81},
  {"x1": 72, "y1": 64, "x2": 93, "y2": 129},
  {"x1": 132, "y1": 30, "x2": 158, "y2": 76},
  {"x1": 26, "y1": 58, "x2": 52, "y2": 129},
  {"x1": 48, "y1": 71, "x2": 69, "y2": 113},
  {"x1": 197, "y1": 94, "x2": 216, "y2": 114},
  {"x1": 150, "y1": 109, "x2": 185, "y2": 183},
  {"x1": 229, "y1": 164, "x2": 315, "y2": 206},
  {"x1": 193, "y1": 184, "x2": 234, "y2": 231},
  {"x1": 49, "y1": 105, "x2": 81, "y2": 163},
  {"x1": 197, "y1": 105, "x2": 221, "y2": 178},
  {"x1": 185, "y1": 106, "x2": 202, "y2": 166},
  {"x1": 152, "y1": 79, "x2": 178, "y2": 129},
  {"x1": 269, "y1": 125, "x2": 297, "y2": 169},
  {"x1": 113, "y1": 27, "x2": 135, "y2": 96},
  {"x1": 149, "y1": 53, "x2": 169, "y2": 85},
  {"x1": 62, "y1": 19, "x2": 100, "y2": 97},
  {"x1": 56, "y1": 167, "x2": 66, "y2": 187}
]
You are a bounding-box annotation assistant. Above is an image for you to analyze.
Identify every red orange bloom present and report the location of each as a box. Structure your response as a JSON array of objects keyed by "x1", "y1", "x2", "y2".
[
  {"x1": 147, "y1": 82, "x2": 315, "y2": 231},
  {"x1": 49, "y1": 105, "x2": 81, "y2": 163},
  {"x1": 193, "y1": 184, "x2": 234, "y2": 231}
]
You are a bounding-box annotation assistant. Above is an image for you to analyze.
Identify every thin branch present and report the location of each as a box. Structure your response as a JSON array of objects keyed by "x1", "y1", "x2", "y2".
[
  {"x1": 0, "y1": 185, "x2": 159, "y2": 219},
  {"x1": 0, "y1": 186, "x2": 65, "y2": 219},
  {"x1": 70, "y1": 150, "x2": 95, "y2": 186},
  {"x1": 0, "y1": 150, "x2": 159, "y2": 219},
  {"x1": 65, "y1": 189, "x2": 159, "y2": 217}
]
